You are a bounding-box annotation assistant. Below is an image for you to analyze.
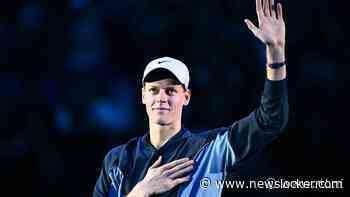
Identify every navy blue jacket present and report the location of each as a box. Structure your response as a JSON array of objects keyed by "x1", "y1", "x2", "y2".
[{"x1": 93, "y1": 79, "x2": 288, "y2": 197}]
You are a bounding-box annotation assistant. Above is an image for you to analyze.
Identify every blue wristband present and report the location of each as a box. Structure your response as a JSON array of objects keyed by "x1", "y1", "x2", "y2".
[{"x1": 268, "y1": 62, "x2": 285, "y2": 69}]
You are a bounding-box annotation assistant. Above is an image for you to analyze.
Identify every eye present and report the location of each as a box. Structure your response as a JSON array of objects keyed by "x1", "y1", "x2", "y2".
[
  {"x1": 148, "y1": 87, "x2": 158, "y2": 94},
  {"x1": 166, "y1": 87, "x2": 177, "y2": 95}
]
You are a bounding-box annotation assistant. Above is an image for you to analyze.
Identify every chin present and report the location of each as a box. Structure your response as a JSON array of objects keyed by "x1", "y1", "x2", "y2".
[{"x1": 153, "y1": 118, "x2": 171, "y2": 125}]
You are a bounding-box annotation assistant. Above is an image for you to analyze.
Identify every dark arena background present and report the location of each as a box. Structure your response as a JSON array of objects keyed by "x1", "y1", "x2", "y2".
[{"x1": 1, "y1": 0, "x2": 347, "y2": 196}]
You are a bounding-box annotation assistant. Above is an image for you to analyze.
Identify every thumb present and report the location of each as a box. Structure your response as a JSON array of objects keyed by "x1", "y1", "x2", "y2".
[
  {"x1": 150, "y1": 156, "x2": 162, "y2": 169},
  {"x1": 244, "y1": 19, "x2": 261, "y2": 38}
]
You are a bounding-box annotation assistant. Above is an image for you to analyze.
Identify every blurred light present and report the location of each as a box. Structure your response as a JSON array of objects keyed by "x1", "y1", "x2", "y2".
[
  {"x1": 55, "y1": 106, "x2": 73, "y2": 131},
  {"x1": 89, "y1": 77, "x2": 136, "y2": 133},
  {"x1": 65, "y1": 15, "x2": 107, "y2": 72},
  {"x1": 18, "y1": 3, "x2": 45, "y2": 30},
  {"x1": 70, "y1": 0, "x2": 91, "y2": 11},
  {"x1": 70, "y1": 17, "x2": 100, "y2": 41},
  {"x1": 89, "y1": 99, "x2": 134, "y2": 132},
  {"x1": 65, "y1": 50, "x2": 104, "y2": 71}
]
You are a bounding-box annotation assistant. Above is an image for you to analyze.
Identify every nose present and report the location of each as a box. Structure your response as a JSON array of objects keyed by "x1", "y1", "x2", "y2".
[{"x1": 156, "y1": 89, "x2": 168, "y2": 103}]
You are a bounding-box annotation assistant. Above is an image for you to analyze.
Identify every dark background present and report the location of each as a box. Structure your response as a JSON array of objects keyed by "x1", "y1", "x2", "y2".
[{"x1": 1, "y1": 0, "x2": 346, "y2": 196}]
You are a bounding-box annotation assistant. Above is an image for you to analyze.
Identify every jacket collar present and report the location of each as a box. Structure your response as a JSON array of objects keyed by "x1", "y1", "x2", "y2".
[{"x1": 141, "y1": 127, "x2": 191, "y2": 152}]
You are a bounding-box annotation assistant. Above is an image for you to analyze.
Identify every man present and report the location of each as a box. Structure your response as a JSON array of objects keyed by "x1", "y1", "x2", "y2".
[{"x1": 93, "y1": 0, "x2": 288, "y2": 196}]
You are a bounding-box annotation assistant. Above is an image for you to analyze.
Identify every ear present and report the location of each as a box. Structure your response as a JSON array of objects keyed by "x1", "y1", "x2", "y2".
[
  {"x1": 183, "y1": 89, "x2": 191, "y2": 106},
  {"x1": 141, "y1": 87, "x2": 146, "y2": 104}
]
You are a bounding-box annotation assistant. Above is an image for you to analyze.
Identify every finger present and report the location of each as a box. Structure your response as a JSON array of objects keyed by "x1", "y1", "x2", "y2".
[
  {"x1": 263, "y1": 0, "x2": 270, "y2": 17},
  {"x1": 169, "y1": 165, "x2": 194, "y2": 179},
  {"x1": 277, "y1": 3, "x2": 283, "y2": 20},
  {"x1": 150, "y1": 156, "x2": 162, "y2": 169},
  {"x1": 164, "y1": 160, "x2": 194, "y2": 176},
  {"x1": 256, "y1": 0, "x2": 263, "y2": 20},
  {"x1": 172, "y1": 176, "x2": 191, "y2": 186},
  {"x1": 160, "y1": 158, "x2": 189, "y2": 171},
  {"x1": 270, "y1": 0, "x2": 276, "y2": 18},
  {"x1": 244, "y1": 19, "x2": 262, "y2": 38}
]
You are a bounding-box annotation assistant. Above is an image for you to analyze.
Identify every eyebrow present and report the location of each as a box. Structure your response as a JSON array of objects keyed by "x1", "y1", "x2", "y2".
[{"x1": 147, "y1": 84, "x2": 178, "y2": 88}]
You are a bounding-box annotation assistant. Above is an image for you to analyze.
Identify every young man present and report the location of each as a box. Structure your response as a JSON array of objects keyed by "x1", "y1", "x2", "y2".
[{"x1": 93, "y1": 0, "x2": 288, "y2": 196}]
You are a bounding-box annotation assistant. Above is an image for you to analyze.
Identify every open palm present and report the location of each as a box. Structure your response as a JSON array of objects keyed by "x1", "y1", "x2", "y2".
[{"x1": 245, "y1": 0, "x2": 285, "y2": 48}]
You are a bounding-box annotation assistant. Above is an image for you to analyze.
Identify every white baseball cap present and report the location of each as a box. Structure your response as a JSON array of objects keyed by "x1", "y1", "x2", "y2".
[{"x1": 142, "y1": 57, "x2": 190, "y2": 89}]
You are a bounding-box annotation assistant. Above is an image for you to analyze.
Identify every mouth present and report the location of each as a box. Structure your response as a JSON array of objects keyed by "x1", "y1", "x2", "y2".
[{"x1": 152, "y1": 107, "x2": 170, "y2": 111}]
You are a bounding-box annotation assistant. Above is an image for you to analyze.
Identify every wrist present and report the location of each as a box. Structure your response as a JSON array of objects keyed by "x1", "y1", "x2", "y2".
[
  {"x1": 266, "y1": 45, "x2": 285, "y2": 64},
  {"x1": 127, "y1": 182, "x2": 151, "y2": 197},
  {"x1": 266, "y1": 65, "x2": 286, "y2": 81}
]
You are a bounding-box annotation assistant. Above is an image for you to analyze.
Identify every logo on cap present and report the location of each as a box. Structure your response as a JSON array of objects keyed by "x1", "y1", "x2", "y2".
[{"x1": 158, "y1": 60, "x2": 169, "y2": 64}]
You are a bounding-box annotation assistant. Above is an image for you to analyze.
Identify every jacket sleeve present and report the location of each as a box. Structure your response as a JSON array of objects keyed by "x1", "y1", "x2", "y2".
[
  {"x1": 93, "y1": 150, "x2": 116, "y2": 197},
  {"x1": 228, "y1": 78, "x2": 289, "y2": 163}
]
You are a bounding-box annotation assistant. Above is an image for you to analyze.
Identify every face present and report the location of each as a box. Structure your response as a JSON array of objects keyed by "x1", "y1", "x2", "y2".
[{"x1": 142, "y1": 79, "x2": 191, "y2": 126}]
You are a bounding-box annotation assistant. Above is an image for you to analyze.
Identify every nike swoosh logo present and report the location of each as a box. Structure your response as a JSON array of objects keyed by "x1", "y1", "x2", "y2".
[{"x1": 158, "y1": 60, "x2": 169, "y2": 64}]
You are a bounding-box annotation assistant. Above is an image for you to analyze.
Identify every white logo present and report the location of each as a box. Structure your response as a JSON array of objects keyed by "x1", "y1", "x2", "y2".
[{"x1": 200, "y1": 177, "x2": 211, "y2": 189}]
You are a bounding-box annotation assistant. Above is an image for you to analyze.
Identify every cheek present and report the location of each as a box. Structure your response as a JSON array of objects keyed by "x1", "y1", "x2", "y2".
[
  {"x1": 170, "y1": 98, "x2": 185, "y2": 110},
  {"x1": 143, "y1": 96, "x2": 154, "y2": 112},
  {"x1": 146, "y1": 101, "x2": 154, "y2": 111},
  {"x1": 143, "y1": 94, "x2": 154, "y2": 105}
]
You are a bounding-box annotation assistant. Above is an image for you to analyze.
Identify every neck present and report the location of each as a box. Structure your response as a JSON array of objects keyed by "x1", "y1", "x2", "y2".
[{"x1": 149, "y1": 121, "x2": 182, "y2": 149}]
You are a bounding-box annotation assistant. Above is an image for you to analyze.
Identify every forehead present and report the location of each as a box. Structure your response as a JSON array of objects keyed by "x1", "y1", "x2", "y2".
[{"x1": 144, "y1": 78, "x2": 182, "y2": 88}]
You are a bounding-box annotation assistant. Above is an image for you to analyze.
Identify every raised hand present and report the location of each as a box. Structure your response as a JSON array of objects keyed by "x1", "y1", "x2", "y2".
[
  {"x1": 127, "y1": 156, "x2": 194, "y2": 197},
  {"x1": 244, "y1": 0, "x2": 285, "y2": 48}
]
